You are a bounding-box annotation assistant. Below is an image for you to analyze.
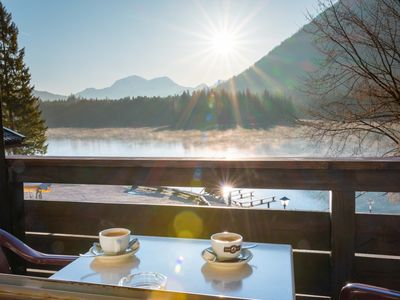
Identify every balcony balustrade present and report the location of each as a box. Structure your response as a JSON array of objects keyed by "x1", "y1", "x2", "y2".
[{"x1": 1, "y1": 156, "x2": 399, "y2": 300}]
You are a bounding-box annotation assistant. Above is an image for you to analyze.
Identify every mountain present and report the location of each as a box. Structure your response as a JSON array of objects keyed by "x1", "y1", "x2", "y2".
[
  {"x1": 194, "y1": 83, "x2": 209, "y2": 91},
  {"x1": 217, "y1": 21, "x2": 320, "y2": 101},
  {"x1": 217, "y1": 0, "x2": 368, "y2": 98},
  {"x1": 34, "y1": 90, "x2": 67, "y2": 101},
  {"x1": 76, "y1": 75, "x2": 196, "y2": 99}
]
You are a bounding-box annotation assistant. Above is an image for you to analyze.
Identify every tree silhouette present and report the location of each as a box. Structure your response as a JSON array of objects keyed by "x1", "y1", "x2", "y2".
[
  {"x1": 0, "y1": 2, "x2": 47, "y2": 154},
  {"x1": 303, "y1": 0, "x2": 400, "y2": 156},
  {"x1": 41, "y1": 89, "x2": 296, "y2": 130}
]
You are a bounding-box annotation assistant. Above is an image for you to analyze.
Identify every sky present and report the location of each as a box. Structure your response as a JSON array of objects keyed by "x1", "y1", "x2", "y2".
[{"x1": 3, "y1": 0, "x2": 321, "y2": 95}]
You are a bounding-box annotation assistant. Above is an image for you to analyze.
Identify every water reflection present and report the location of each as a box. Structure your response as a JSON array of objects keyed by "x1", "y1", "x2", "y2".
[
  {"x1": 46, "y1": 129, "x2": 388, "y2": 158},
  {"x1": 201, "y1": 263, "x2": 253, "y2": 292},
  {"x1": 47, "y1": 138, "x2": 184, "y2": 157},
  {"x1": 46, "y1": 128, "x2": 318, "y2": 158}
]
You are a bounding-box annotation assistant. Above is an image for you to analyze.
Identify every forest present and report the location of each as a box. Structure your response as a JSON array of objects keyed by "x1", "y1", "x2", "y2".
[{"x1": 40, "y1": 89, "x2": 296, "y2": 130}]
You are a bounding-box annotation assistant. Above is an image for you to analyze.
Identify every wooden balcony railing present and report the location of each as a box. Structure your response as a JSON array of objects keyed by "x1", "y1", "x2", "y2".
[{"x1": 1, "y1": 156, "x2": 400, "y2": 300}]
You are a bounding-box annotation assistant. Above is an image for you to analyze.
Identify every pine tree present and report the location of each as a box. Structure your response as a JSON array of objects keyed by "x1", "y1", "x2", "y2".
[{"x1": 0, "y1": 2, "x2": 47, "y2": 155}]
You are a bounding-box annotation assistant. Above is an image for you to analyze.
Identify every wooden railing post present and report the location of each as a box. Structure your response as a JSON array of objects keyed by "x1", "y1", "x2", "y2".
[
  {"x1": 0, "y1": 103, "x2": 11, "y2": 232},
  {"x1": 330, "y1": 190, "x2": 355, "y2": 300},
  {"x1": 0, "y1": 99, "x2": 25, "y2": 274},
  {"x1": 7, "y1": 178, "x2": 26, "y2": 274}
]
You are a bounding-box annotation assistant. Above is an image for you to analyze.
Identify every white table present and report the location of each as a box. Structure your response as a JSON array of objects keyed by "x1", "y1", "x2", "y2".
[{"x1": 50, "y1": 236, "x2": 295, "y2": 300}]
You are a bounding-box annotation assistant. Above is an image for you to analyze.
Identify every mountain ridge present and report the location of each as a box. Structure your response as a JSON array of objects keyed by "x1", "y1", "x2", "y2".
[
  {"x1": 76, "y1": 75, "x2": 198, "y2": 99},
  {"x1": 34, "y1": 90, "x2": 68, "y2": 101},
  {"x1": 35, "y1": 75, "x2": 208, "y2": 101}
]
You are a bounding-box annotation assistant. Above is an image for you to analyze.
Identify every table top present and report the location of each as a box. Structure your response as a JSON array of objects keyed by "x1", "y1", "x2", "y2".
[{"x1": 50, "y1": 236, "x2": 294, "y2": 300}]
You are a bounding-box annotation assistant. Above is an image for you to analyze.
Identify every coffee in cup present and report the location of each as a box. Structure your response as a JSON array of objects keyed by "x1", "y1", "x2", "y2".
[
  {"x1": 99, "y1": 228, "x2": 131, "y2": 254},
  {"x1": 211, "y1": 232, "x2": 243, "y2": 261}
]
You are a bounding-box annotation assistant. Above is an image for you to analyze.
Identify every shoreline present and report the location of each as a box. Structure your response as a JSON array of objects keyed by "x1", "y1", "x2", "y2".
[{"x1": 25, "y1": 184, "x2": 226, "y2": 207}]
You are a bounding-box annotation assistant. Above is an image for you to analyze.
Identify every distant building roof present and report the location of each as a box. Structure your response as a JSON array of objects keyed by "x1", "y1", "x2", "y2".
[{"x1": 3, "y1": 127, "x2": 25, "y2": 148}]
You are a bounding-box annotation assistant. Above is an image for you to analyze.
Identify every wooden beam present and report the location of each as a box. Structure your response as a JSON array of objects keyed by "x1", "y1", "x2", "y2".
[
  {"x1": 24, "y1": 200, "x2": 331, "y2": 250},
  {"x1": 0, "y1": 102, "x2": 11, "y2": 232},
  {"x1": 330, "y1": 190, "x2": 355, "y2": 300},
  {"x1": 0, "y1": 98, "x2": 23, "y2": 275},
  {"x1": 6, "y1": 156, "x2": 400, "y2": 191},
  {"x1": 354, "y1": 256, "x2": 400, "y2": 291},
  {"x1": 7, "y1": 156, "x2": 400, "y2": 170},
  {"x1": 293, "y1": 251, "x2": 331, "y2": 296},
  {"x1": 7, "y1": 180, "x2": 26, "y2": 274},
  {"x1": 356, "y1": 214, "x2": 400, "y2": 256}
]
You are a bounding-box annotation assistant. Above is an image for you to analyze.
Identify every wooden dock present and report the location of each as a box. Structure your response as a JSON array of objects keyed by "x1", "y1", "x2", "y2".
[
  {"x1": 128, "y1": 186, "x2": 212, "y2": 206},
  {"x1": 228, "y1": 189, "x2": 276, "y2": 208}
]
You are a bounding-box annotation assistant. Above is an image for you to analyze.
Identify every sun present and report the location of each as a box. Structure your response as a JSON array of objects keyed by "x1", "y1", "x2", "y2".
[
  {"x1": 174, "y1": 1, "x2": 264, "y2": 84},
  {"x1": 222, "y1": 185, "x2": 234, "y2": 197},
  {"x1": 211, "y1": 30, "x2": 237, "y2": 55}
]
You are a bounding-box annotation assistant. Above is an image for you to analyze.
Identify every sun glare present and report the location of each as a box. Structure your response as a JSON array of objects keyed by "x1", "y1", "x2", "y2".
[
  {"x1": 222, "y1": 185, "x2": 234, "y2": 197},
  {"x1": 211, "y1": 30, "x2": 237, "y2": 55},
  {"x1": 175, "y1": 1, "x2": 266, "y2": 87}
]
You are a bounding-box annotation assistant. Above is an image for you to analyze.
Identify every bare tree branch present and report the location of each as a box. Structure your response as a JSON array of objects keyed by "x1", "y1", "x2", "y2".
[{"x1": 302, "y1": 0, "x2": 400, "y2": 156}]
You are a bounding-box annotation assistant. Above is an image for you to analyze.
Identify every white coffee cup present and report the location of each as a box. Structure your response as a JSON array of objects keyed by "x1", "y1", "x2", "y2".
[
  {"x1": 211, "y1": 232, "x2": 243, "y2": 261},
  {"x1": 99, "y1": 228, "x2": 131, "y2": 254}
]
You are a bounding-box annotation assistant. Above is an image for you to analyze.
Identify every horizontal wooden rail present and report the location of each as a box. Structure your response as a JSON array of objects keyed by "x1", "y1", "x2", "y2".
[
  {"x1": 24, "y1": 200, "x2": 331, "y2": 250},
  {"x1": 6, "y1": 156, "x2": 400, "y2": 191},
  {"x1": 8, "y1": 156, "x2": 400, "y2": 169}
]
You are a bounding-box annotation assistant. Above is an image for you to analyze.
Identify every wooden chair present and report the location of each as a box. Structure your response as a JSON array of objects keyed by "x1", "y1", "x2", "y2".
[
  {"x1": 341, "y1": 283, "x2": 400, "y2": 300},
  {"x1": 0, "y1": 228, "x2": 77, "y2": 274}
]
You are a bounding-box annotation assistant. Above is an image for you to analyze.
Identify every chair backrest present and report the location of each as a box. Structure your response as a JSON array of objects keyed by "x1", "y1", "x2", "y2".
[
  {"x1": 0, "y1": 228, "x2": 77, "y2": 274},
  {"x1": 341, "y1": 283, "x2": 400, "y2": 300},
  {"x1": 0, "y1": 247, "x2": 10, "y2": 274}
]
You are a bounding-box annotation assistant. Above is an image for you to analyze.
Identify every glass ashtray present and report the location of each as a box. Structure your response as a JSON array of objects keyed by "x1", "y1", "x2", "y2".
[{"x1": 118, "y1": 272, "x2": 167, "y2": 290}]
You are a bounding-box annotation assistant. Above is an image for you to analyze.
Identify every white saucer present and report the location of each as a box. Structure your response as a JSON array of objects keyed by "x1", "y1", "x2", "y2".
[
  {"x1": 201, "y1": 247, "x2": 253, "y2": 268},
  {"x1": 90, "y1": 239, "x2": 140, "y2": 262}
]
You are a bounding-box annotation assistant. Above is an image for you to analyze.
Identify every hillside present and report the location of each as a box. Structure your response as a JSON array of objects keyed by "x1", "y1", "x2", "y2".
[
  {"x1": 33, "y1": 90, "x2": 67, "y2": 101},
  {"x1": 217, "y1": 22, "x2": 320, "y2": 103}
]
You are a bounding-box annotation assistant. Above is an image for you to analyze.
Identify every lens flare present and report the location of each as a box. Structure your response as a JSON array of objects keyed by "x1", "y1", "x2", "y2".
[
  {"x1": 222, "y1": 185, "x2": 234, "y2": 197},
  {"x1": 173, "y1": 211, "x2": 204, "y2": 238}
]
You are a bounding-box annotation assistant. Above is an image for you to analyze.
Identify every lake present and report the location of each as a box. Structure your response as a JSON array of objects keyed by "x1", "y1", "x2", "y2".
[
  {"x1": 46, "y1": 127, "x2": 317, "y2": 157},
  {"x1": 45, "y1": 127, "x2": 400, "y2": 214}
]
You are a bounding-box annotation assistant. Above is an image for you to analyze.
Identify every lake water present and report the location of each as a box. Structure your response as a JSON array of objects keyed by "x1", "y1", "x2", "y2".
[
  {"x1": 46, "y1": 134, "x2": 315, "y2": 157},
  {"x1": 45, "y1": 129, "x2": 399, "y2": 214}
]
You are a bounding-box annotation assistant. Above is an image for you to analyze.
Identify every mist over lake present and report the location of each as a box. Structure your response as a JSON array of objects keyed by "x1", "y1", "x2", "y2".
[
  {"x1": 46, "y1": 127, "x2": 391, "y2": 158},
  {"x1": 45, "y1": 127, "x2": 400, "y2": 214},
  {"x1": 46, "y1": 127, "x2": 313, "y2": 157}
]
